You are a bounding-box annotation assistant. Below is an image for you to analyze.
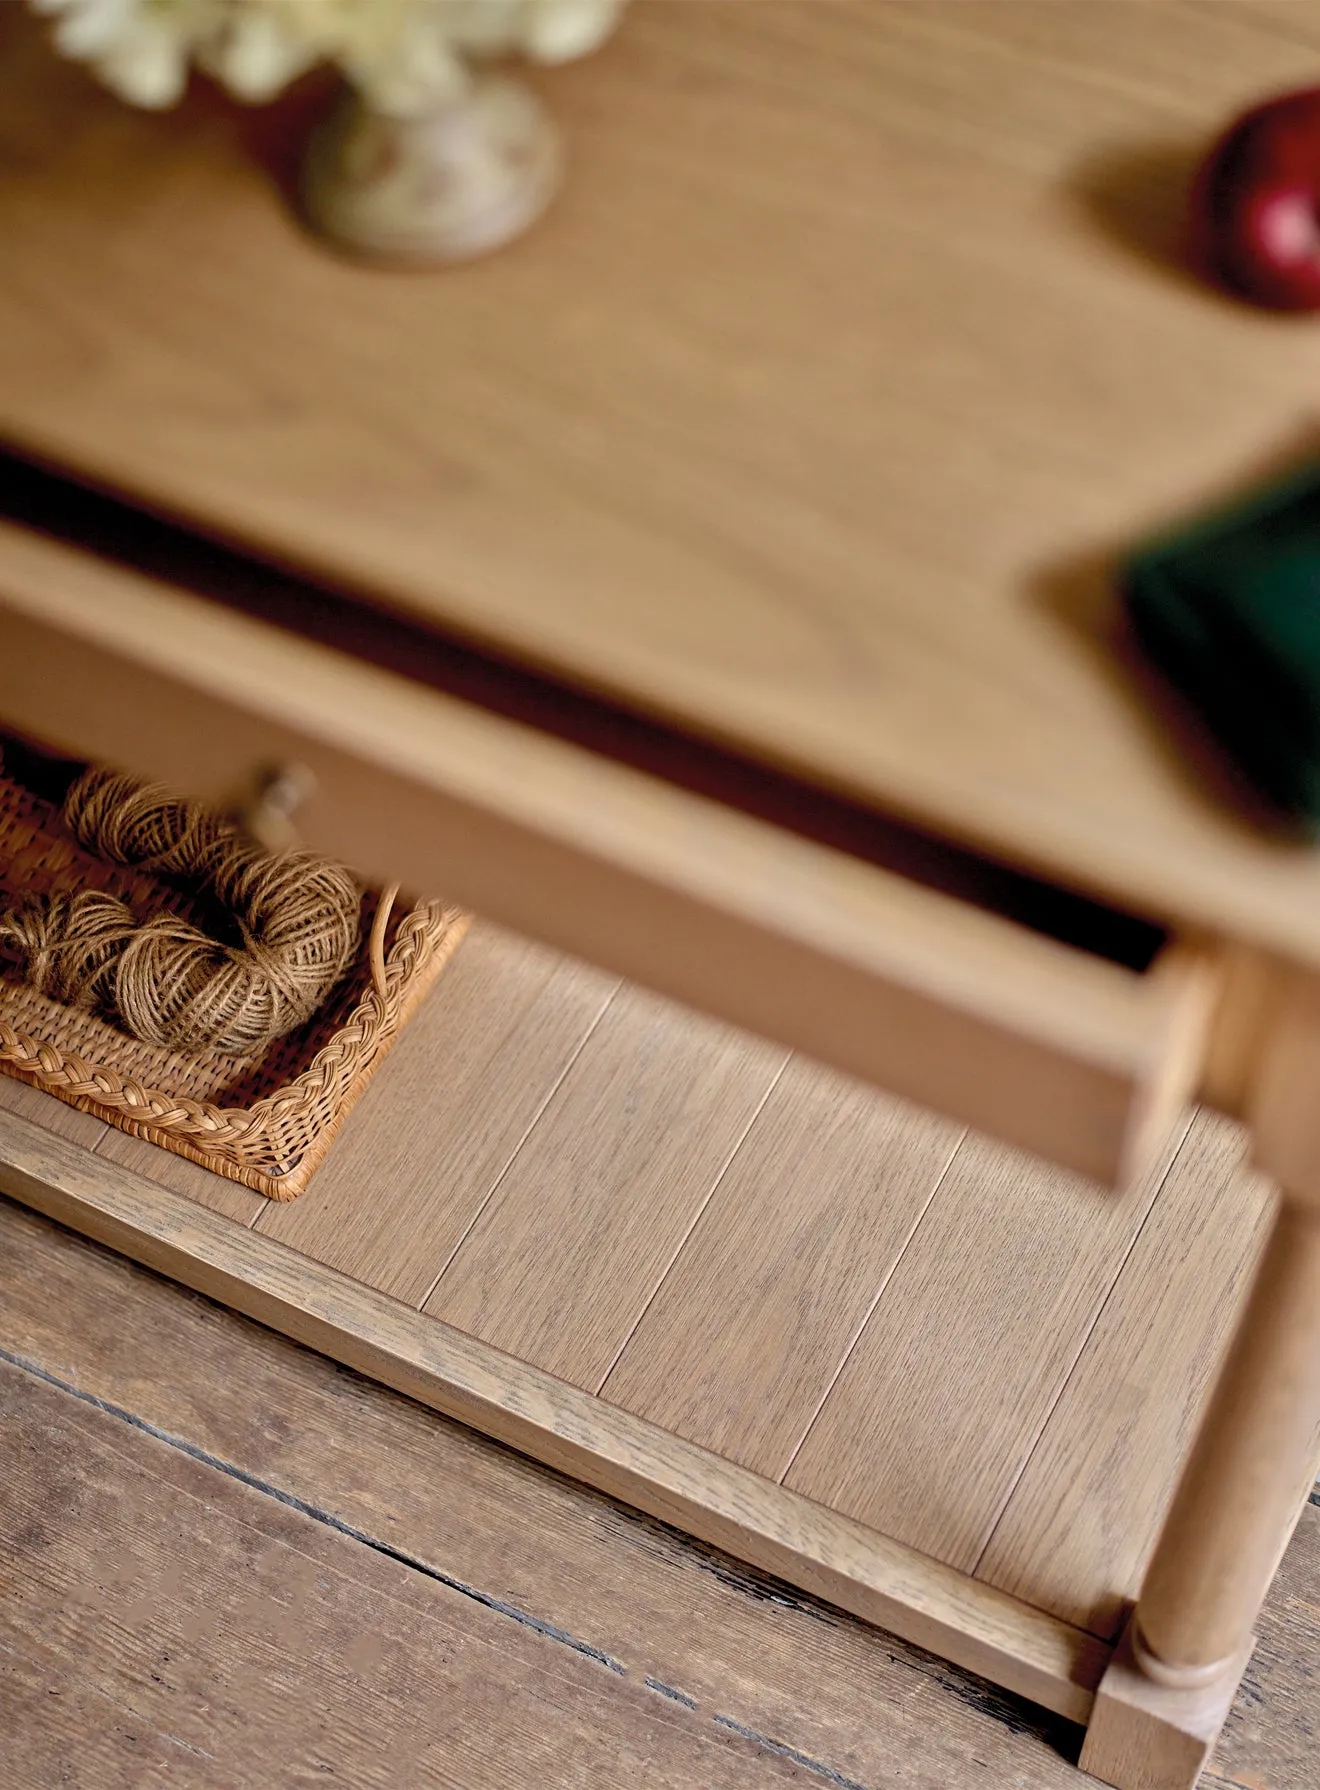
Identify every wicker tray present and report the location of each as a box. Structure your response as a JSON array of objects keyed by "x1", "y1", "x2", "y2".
[{"x1": 0, "y1": 743, "x2": 468, "y2": 1198}]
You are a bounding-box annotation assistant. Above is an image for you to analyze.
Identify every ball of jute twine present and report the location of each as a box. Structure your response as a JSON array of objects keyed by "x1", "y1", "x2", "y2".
[{"x1": 0, "y1": 768, "x2": 362, "y2": 1056}]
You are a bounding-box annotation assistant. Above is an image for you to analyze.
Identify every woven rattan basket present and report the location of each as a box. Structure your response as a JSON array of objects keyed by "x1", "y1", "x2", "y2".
[{"x1": 0, "y1": 739, "x2": 468, "y2": 1198}]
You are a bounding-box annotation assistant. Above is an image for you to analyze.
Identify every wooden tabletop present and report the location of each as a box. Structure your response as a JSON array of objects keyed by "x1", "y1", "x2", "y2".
[{"x1": 6, "y1": 2, "x2": 1320, "y2": 962}]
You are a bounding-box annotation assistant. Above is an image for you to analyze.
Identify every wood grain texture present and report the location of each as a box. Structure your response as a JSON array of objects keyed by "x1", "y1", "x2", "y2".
[
  {"x1": 1248, "y1": 967, "x2": 1320, "y2": 1205},
  {"x1": 0, "y1": 1103, "x2": 1109, "y2": 1723},
  {"x1": 0, "y1": 553, "x2": 1204, "y2": 1189},
  {"x1": 425, "y1": 987, "x2": 786, "y2": 1388},
  {"x1": 96, "y1": 1119, "x2": 269, "y2": 1224},
  {"x1": 1207, "y1": 1489, "x2": 1320, "y2": 1790},
  {"x1": 0, "y1": 1064, "x2": 107, "y2": 1149},
  {"x1": 1079, "y1": 1625, "x2": 1247, "y2": 1790},
  {"x1": 977, "y1": 1112, "x2": 1273, "y2": 1639},
  {"x1": 0, "y1": 1364, "x2": 793, "y2": 1790},
  {"x1": 95, "y1": 926, "x2": 614, "y2": 1240},
  {"x1": 784, "y1": 1118, "x2": 1192, "y2": 1571},
  {"x1": 1133, "y1": 1190, "x2": 1320, "y2": 1678},
  {"x1": 9, "y1": 7, "x2": 1320, "y2": 964},
  {"x1": 4, "y1": 1196, "x2": 1318, "y2": 1790},
  {"x1": 0, "y1": 1194, "x2": 1090, "y2": 1790},
  {"x1": 257, "y1": 924, "x2": 617, "y2": 1300},
  {"x1": 602, "y1": 1062, "x2": 962, "y2": 1476}
]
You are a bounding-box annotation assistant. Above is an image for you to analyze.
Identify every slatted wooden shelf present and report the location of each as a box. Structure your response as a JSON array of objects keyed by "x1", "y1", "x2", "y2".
[{"x1": 0, "y1": 921, "x2": 1272, "y2": 1725}]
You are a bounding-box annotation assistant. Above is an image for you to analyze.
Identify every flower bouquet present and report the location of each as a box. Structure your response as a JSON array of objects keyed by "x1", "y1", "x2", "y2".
[{"x1": 30, "y1": 0, "x2": 629, "y2": 260}]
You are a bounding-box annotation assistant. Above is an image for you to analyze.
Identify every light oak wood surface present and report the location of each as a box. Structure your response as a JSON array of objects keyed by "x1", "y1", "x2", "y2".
[
  {"x1": 601, "y1": 1063, "x2": 962, "y2": 1477},
  {"x1": 0, "y1": 1067, "x2": 107, "y2": 1151},
  {"x1": 976, "y1": 1114, "x2": 1274, "y2": 1637},
  {"x1": 1135, "y1": 1193, "x2": 1320, "y2": 1679},
  {"x1": 1106, "y1": 968, "x2": 1320, "y2": 1772},
  {"x1": 0, "y1": 1193, "x2": 1085, "y2": 1790},
  {"x1": 257, "y1": 928, "x2": 619, "y2": 1300},
  {"x1": 97, "y1": 928, "x2": 619, "y2": 1252},
  {"x1": 95, "y1": 1105, "x2": 272, "y2": 1226},
  {"x1": 783, "y1": 1122, "x2": 1191, "y2": 1572},
  {"x1": 0, "y1": 1097, "x2": 1111, "y2": 1723},
  {"x1": 1077, "y1": 975, "x2": 1320, "y2": 1781},
  {"x1": 5, "y1": 7, "x2": 1320, "y2": 1779},
  {"x1": 0, "y1": 528, "x2": 1216, "y2": 1188},
  {"x1": 425, "y1": 986, "x2": 786, "y2": 1389},
  {"x1": 0, "y1": 933, "x2": 1283, "y2": 1684},
  {"x1": 7, "y1": 6, "x2": 1320, "y2": 966},
  {"x1": 0, "y1": 920, "x2": 1296, "y2": 1747},
  {"x1": 1079, "y1": 1626, "x2": 1251, "y2": 1790}
]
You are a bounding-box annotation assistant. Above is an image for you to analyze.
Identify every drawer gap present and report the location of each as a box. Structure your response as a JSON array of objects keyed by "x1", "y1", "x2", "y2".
[{"x1": 0, "y1": 447, "x2": 1165, "y2": 974}]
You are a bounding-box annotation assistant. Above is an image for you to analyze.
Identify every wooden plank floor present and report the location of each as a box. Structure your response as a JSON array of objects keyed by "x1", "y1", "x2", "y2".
[
  {"x1": 3, "y1": 1195, "x2": 1317, "y2": 1790},
  {"x1": 0, "y1": 922, "x2": 1286, "y2": 1696}
]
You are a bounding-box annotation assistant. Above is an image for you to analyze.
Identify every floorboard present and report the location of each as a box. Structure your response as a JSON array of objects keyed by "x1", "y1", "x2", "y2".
[
  {"x1": 0, "y1": 1361, "x2": 797, "y2": 1790},
  {"x1": 1, "y1": 1198, "x2": 1315, "y2": 1790},
  {"x1": 0, "y1": 1193, "x2": 1082, "y2": 1787}
]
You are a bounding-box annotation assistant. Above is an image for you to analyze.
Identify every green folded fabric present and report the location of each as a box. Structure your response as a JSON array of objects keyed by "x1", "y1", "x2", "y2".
[{"x1": 1123, "y1": 462, "x2": 1320, "y2": 821}]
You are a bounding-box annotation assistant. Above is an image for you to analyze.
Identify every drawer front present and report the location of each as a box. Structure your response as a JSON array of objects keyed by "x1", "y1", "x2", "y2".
[{"x1": 0, "y1": 520, "x2": 1217, "y2": 1186}]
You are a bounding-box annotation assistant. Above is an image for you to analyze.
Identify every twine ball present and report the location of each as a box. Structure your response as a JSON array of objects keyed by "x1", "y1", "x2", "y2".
[{"x1": 0, "y1": 768, "x2": 361, "y2": 1056}]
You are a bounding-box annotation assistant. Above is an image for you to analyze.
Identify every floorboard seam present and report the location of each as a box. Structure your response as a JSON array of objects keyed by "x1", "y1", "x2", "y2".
[
  {"x1": 2, "y1": 1337, "x2": 894, "y2": 1787},
  {"x1": 774, "y1": 1124, "x2": 967, "y2": 1488},
  {"x1": 968, "y1": 1108, "x2": 1198, "y2": 1582},
  {"x1": 414, "y1": 978, "x2": 623, "y2": 1311},
  {"x1": 711, "y1": 1715, "x2": 871, "y2": 1789},
  {"x1": 595, "y1": 1050, "x2": 791, "y2": 1397},
  {"x1": 0, "y1": 1340, "x2": 628, "y2": 1676}
]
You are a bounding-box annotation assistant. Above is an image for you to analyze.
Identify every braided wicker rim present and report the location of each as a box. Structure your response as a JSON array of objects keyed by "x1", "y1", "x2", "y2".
[{"x1": 0, "y1": 902, "x2": 469, "y2": 1198}]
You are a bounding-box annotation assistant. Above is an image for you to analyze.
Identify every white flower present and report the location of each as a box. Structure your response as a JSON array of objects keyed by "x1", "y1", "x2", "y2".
[
  {"x1": 330, "y1": 2, "x2": 472, "y2": 116},
  {"x1": 520, "y1": 0, "x2": 625, "y2": 65},
  {"x1": 434, "y1": 0, "x2": 627, "y2": 67},
  {"x1": 32, "y1": 0, "x2": 135, "y2": 60},
  {"x1": 99, "y1": 16, "x2": 192, "y2": 105},
  {"x1": 28, "y1": 0, "x2": 628, "y2": 112},
  {"x1": 200, "y1": 8, "x2": 318, "y2": 104},
  {"x1": 33, "y1": 0, "x2": 221, "y2": 108}
]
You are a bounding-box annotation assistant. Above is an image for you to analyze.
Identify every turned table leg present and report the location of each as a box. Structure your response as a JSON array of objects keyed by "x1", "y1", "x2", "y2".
[{"x1": 1082, "y1": 973, "x2": 1320, "y2": 1790}]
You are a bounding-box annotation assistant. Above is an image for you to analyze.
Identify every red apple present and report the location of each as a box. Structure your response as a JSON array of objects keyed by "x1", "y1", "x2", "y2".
[{"x1": 1193, "y1": 86, "x2": 1320, "y2": 310}]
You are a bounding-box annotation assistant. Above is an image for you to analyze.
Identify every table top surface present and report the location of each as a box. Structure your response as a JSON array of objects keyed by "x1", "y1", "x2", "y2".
[{"x1": 6, "y1": 2, "x2": 1320, "y2": 963}]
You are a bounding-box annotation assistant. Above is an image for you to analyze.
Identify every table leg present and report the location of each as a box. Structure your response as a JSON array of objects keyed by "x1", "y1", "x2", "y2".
[{"x1": 1079, "y1": 1186, "x2": 1320, "y2": 1789}]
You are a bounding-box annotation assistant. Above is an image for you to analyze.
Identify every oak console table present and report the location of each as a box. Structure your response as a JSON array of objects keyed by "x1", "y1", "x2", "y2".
[{"x1": 1, "y1": 7, "x2": 1318, "y2": 1784}]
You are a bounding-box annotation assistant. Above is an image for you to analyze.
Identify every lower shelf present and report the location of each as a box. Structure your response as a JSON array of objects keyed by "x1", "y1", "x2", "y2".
[{"x1": 0, "y1": 921, "x2": 1274, "y2": 1727}]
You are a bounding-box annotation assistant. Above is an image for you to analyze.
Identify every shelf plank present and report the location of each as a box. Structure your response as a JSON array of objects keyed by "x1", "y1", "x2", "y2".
[
  {"x1": 256, "y1": 924, "x2": 618, "y2": 1303},
  {"x1": 0, "y1": 935, "x2": 1278, "y2": 1737},
  {"x1": 97, "y1": 1120, "x2": 269, "y2": 1226},
  {"x1": 977, "y1": 1111, "x2": 1274, "y2": 1636},
  {"x1": 5, "y1": 1188, "x2": 1316, "y2": 1790},
  {"x1": 784, "y1": 1119, "x2": 1192, "y2": 1571},
  {"x1": 0, "y1": 1099, "x2": 1108, "y2": 1724},
  {"x1": 0, "y1": 1068, "x2": 107, "y2": 1150},
  {"x1": 602, "y1": 1061, "x2": 961, "y2": 1476},
  {"x1": 424, "y1": 986, "x2": 785, "y2": 1389}
]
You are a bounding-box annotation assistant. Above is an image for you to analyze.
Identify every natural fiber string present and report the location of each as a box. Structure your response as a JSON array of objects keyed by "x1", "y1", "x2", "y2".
[{"x1": 0, "y1": 768, "x2": 361, "y2": 1056}]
